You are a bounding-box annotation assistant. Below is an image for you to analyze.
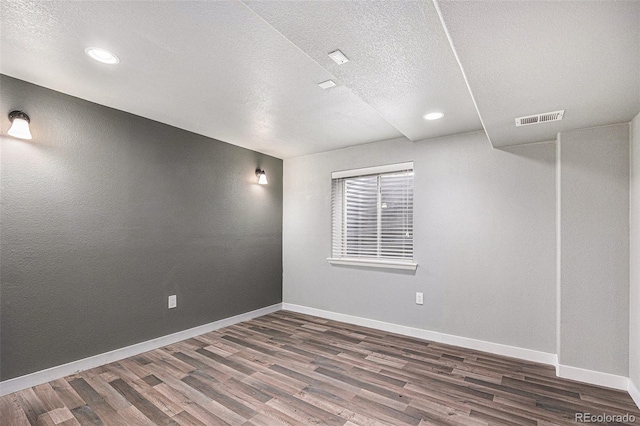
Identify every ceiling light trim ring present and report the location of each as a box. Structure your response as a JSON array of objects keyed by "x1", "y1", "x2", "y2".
[
  {"x1": 423, "y1": 112, "x2": 445, "y2": 120},
  {"x1": 85, "y1": 47, "x2": 120, "y2": 64}
]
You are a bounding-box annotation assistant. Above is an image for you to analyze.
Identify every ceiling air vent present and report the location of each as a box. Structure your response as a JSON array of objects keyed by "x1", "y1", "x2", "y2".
[{"x1": 515, "y1": 110, "x2": 564, "y2": 127}]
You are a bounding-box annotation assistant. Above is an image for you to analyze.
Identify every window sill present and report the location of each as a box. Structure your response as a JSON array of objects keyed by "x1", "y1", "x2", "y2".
[{"x1": 327, "y1": 258, "x2": 418, "y2": 271}]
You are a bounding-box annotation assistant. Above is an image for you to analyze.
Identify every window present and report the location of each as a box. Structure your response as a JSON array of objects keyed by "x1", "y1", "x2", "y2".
[{"x1": 329, "y1": 162, "x2": 417, "y2": 270}]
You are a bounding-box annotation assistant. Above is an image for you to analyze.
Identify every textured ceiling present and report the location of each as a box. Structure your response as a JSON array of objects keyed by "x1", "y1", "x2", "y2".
[
  {"x1": 0, "y1": 1, "x2": 405, "y2": 158},
  {"x1": 437, "y1": 0, "x2": 640, "y2": 148},
  {"x1": 1, "y1": 1, "x2": 638, "y2": 156},
  {"x1": 0, "y1": 0, "x2": 479, "y2": 158},
  {"x1": 243, "y1": 0, "x2": 482, "y2": 143}
]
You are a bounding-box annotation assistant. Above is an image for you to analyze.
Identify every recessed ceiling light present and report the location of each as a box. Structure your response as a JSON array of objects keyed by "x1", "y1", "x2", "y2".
[
  {"x1": 85, "y1": 47, "x2": 119, "y2": 64},
  {"x1": 318, "y1": 80, "x2": 337, "y2": 89},
  {"x1": 423, "y1": 112, "x2": 444, "y2": 120},
  {"x1": 328, "y1": 50, "x2": 349, "y2": 65}
]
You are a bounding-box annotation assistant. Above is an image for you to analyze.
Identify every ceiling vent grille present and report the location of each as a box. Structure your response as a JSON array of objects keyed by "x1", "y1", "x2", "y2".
[{"x1": 515, "y1": 110, "x2": 564, "y2": 127}]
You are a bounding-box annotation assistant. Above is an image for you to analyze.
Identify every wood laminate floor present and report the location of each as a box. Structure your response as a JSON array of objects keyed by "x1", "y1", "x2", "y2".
[{"x1": 1, "y1": 310, "x2": 638, "y2": 425}]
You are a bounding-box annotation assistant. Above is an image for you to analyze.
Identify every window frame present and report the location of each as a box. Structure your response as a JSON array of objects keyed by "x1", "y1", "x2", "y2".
[{"x1": 327, "y1": 162, "x2": 418, "y2": 271}]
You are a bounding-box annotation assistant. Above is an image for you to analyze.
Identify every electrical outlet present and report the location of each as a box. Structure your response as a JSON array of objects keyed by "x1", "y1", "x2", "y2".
[
  {"x1": 416, "y1": 292, "x2": 423, "y2": 305},
  {"x1": 168, "y1": 295, "x2": 177, "y2": 309}
]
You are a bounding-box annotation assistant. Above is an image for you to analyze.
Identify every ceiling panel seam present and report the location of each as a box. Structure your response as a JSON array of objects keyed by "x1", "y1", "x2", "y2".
[
  {"x1": 236, "y1": 0, "x2": 411, "y2": 143},
  {"x1": 432, "y1": 0, "x2": 492, "y2": 148}
]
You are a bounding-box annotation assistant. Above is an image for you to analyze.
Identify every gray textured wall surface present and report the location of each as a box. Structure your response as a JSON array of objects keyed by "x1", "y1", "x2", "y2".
[
  {"x1": 0, "y1": 75, "x2": 283, "y2": 380},
  {"x1": 630, "y1": 113, "x2": 640, "y2": 390},
  {"x1": 283, "y1": 131, "x2": 557, "y2": 353},
  {"x1": 558, "y1": 124, "x2": 629, "y2": 376}
]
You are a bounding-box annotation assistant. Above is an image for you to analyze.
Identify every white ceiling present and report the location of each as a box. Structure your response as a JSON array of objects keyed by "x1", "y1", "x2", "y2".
[
  {"x1": 437, "y1": 0, "x2": 640, "y2": 148},
  {"x1": 1, "y1": 1, "x2": 638, "y2": 157},
  {"x1": 242, "y1": 0, "x2": 481, "y2": 143}
]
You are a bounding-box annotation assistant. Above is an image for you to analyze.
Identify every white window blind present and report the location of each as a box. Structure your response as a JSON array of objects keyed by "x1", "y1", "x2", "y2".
[{"x1": 331, "y1": 163, "x2": 414, "y2": 262}]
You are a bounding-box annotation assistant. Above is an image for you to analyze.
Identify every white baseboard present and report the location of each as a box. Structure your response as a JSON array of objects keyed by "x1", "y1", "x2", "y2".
[
  {"x1": 282, "y1": 303, "x2": 557, "y2": 366},
  {"x1": 0, "y1": 303, "x2": 282, "y2": 397},
  {"x1": 282, "y1": 303, "x2": 635, "y2": 393},
  {"x1": 556, "y1": 364, "x2": 629, "y2": 391},
  {"x1": 629, "y1": 379, "x2": 640, "y2": 409},
  {"x1": 3, "y1": 302, "x2": 635, "y2": 403}
]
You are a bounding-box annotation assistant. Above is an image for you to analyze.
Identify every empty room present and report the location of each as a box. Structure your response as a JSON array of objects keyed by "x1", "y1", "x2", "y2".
[{"x1": 1, "y1": 1, "x2": 639, "y2": 425}]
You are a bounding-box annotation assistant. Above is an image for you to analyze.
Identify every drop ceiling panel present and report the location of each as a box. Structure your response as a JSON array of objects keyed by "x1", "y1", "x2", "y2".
[
  {"x1": 242, "y1": 0, "x2": 482, "y2": 142},
  {"x1": 0, "y1": 1, "x2": 402, "y2": 158},
  {"x1": 437, "y1": 0, "x2": 640, "y2": 148}
]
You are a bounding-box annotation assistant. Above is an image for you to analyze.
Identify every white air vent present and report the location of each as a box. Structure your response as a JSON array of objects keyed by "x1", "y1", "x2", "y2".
[{"x1": 515, "y1": 110, "x2": 564, "y2": 127}]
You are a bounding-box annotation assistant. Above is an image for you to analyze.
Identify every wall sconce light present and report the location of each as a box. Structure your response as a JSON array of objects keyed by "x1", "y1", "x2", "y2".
[
  {"x1": 256, "y1": 169, "x2": 268, "y2": 185},
  {"x1": 8, "y1": 111, "x2": 33, "y2": 140}
]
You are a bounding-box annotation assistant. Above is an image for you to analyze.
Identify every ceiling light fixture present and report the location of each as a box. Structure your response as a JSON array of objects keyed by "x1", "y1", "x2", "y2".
[
  {"x1": 328, "y1": 50, "x2": 349, "y2": 65},
  {"x1": 85, "y1": 47, "x2": 119, "y2": 64},
  {"x1": 7, "y1": 111, "x2": 33, "y2": 140},
  {"x1": 256, "y1": 169, "x2": 268, "y2": 185},
  {"x1": 423, "y1": 112, "x2": 444, "y2": 121},
  {"x1": 318, "y1": 80, "x2": 337, "y2": 89}
]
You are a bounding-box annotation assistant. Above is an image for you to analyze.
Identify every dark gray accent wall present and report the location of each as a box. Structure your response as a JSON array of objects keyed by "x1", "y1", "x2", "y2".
[{"x1": 0, "y1": 75, "x2": 283, "y2": 381}]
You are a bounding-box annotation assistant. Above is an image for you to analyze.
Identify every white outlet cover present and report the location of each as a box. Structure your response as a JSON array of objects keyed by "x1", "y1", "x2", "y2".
[
  {"x1": 168, "y1": 295, "x2": 177, "y2": 309},
  {"x1": 416, "y1": 292, "x2": 424, "y2": 305}
]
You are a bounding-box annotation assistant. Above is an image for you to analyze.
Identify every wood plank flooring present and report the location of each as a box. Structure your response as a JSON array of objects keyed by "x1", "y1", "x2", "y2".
[{"x1": 1, "y1": 310, "x2": 638, "y2": 425}]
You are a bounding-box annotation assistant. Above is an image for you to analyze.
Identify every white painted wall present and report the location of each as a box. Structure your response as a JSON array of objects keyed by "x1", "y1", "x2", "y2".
[
  {"x1": 630, "y1": 113, "x2": 640, "y2": 392},
  {"x1": 283, "y1": 131, "x2": 557, "y2": 353},
  {"x1": 557, "y1": 124, "x2": 630, "y2": 376}
]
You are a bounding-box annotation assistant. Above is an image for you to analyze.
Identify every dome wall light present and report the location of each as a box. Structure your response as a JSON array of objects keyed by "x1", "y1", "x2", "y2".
[
  {"x1": 8, "y1": 111, "x2": 33, "y2": 140},
  {"x1": 256, "y1": 169, "x2": 268, "y2": 185},
  {"x1": 423, "y1": 112, "x2": 445, "y2": 121},
  {"x1": 85, "y1": 47, "x2": 119, "y2": 64}
]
